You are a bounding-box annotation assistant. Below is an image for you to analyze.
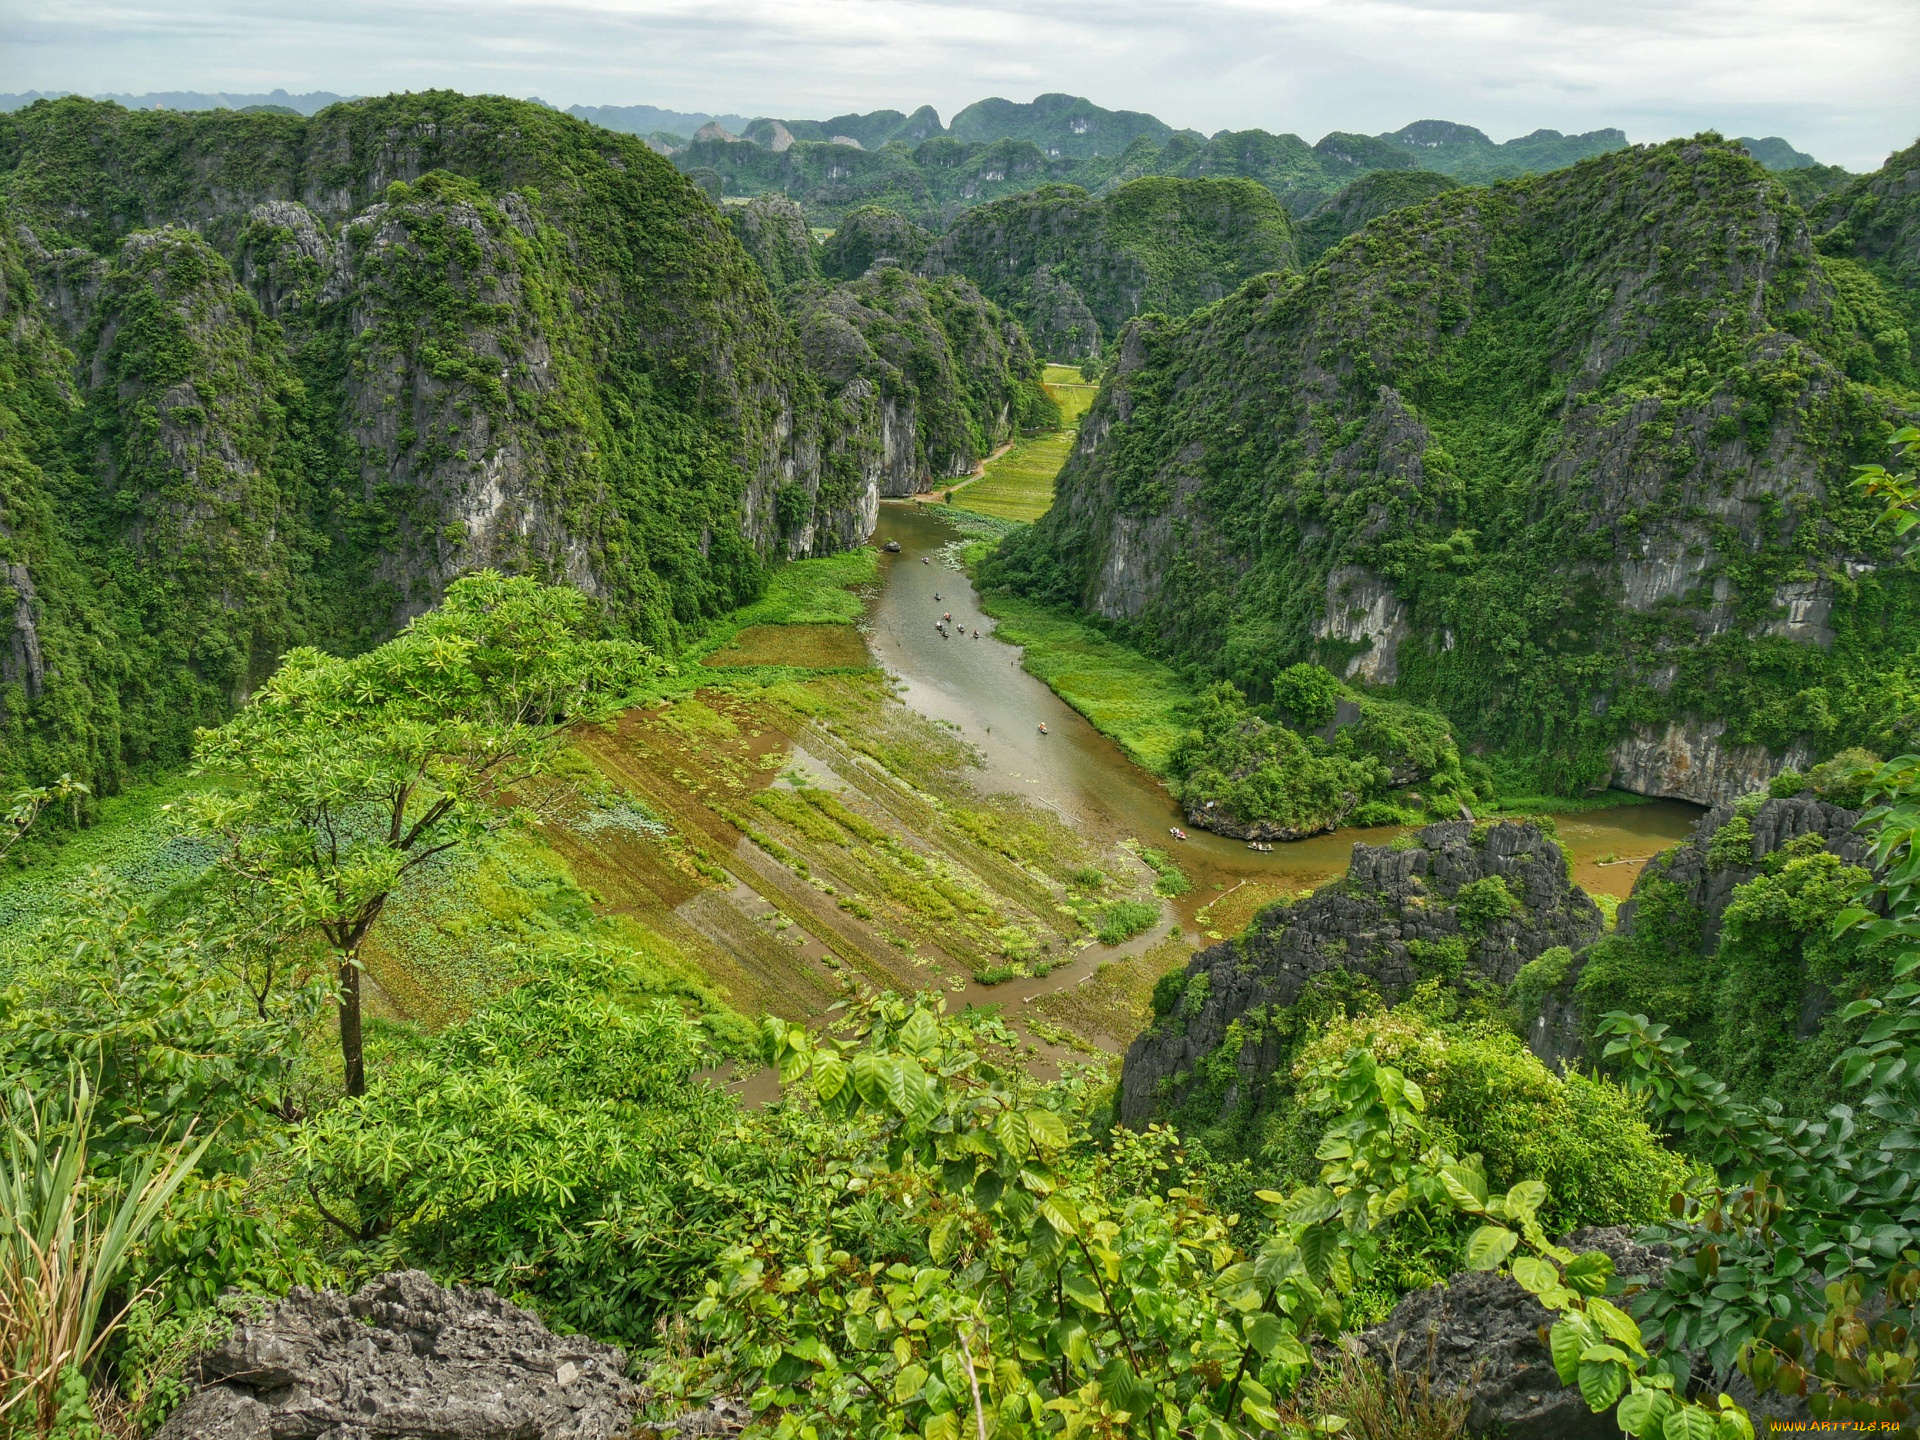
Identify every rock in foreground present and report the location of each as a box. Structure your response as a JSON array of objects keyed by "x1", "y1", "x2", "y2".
[{"x1": 155, "y1": 1271, "x2": 640, "y2": 1440}]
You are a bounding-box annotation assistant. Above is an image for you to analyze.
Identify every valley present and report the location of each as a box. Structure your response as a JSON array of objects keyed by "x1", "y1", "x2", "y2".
[{"x1": 0, "y1": 82, "x2": 1916, "y2": 1440}]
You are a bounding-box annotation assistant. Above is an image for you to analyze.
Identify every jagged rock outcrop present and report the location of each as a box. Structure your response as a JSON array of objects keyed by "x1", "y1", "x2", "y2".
[
  {"x1": 728, "y1": 194, "x2": 819, "y2": 291},
  {"x1": 154, "y1": 1271, "x2": 640, "y2": 1439},
  {"x1": 987, "y1": 135, "x2": 1919, "y2": 798},
  {"x1": 1295, "y1": 168, "x2": 1460, "y2": 263},
  {"x1": 1353, "y1": 1227, "x2": 1667, "y2": 1440},
  {"x1": 789, "y1": 267, "x2": 1050, "y2": 497},
  {"x1": 921, "y1": 177, "x2": 1297, "y2": 359},
  {"x1": 1525, "y1": 791, "x2": 1868, "y2": 1069},
  {"x1": 0, "y1": 92, "x2": 911, "y2": 788},
  {"x1": 1119, "y1": 820, "x2": 1601, "y2": 1127},
  {"x1": 820, "y1": 206, "x2": 933, "y2": 281}
]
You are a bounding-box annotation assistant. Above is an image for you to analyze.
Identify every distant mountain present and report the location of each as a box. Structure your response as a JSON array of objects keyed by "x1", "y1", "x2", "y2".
[
  {"x1": 564, "y1": 103, "x2": 751, "y2": 139},
  {"x1": 1380, "y1": 120, "x2": 1631, "y2": 179},
  {"x1": 0, "y1": 88, "x2": 351, "y2": 115},
  {"x1": 948, "y1": 94, "x2": 1180, "y2": 159},
  {"x1": 1736, "y1": 135, "x2": 1821, "y2": 169}
]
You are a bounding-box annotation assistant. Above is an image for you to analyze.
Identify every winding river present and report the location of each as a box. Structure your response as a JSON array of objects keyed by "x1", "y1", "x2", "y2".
[{"x1": 865, "y1": 502, "x2": 1703, "y2": 917}]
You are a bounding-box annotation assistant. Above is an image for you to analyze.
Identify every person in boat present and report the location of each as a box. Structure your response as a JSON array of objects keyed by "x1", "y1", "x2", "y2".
[
  {"x1": 972, "y1": 629, "x2": 980, "y2": 639},
  {"x1": 1037, "y1": 722, "x2": 1048, "y2": 734}
]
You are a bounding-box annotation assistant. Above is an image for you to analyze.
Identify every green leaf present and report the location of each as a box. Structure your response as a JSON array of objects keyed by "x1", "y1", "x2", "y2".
[
  {"x1": 996, "y1": 1108, "x2": 1032, "y2": 1159},
  {"x1": 1587, "y1": 1296, "x2": 1647, "y2": 1356},
  {"x1": 1439, "y1": 1163, "x2": 1489, "y2": 1211},
  {"x1": 811, "y1": 1052, "x2": 847, "y2": 1101},
  {"x1": 1464, "y1": 1224, "x2": 1517, "y2": 1270},
  {"x1": 1299, "y1": 1222, "x2": 1339, "y2": 1283},
  {"x1": 1504, "y1": 1179, "x2": 1548, "y2": 1219},
  {"x1": 1563, "y1": 1250, "x2": 1614, "y2": 1296},
  {"x1": 1026, "y1": 1108, "x2": 1069, "y2": 1150},
  {"x1": 1549, "y1": 1319, "x2": 1587, "y2": 1385},
  {"x1": 1287, "y1": 1186, "x2": 1340, "y2": 1226},
  {"x1": 1062, "y1": 1270, "x2": 1107, "y2": 1314},
  {"x1": 1097, "y1": 1355, "x2": 1154, "y2": 1420},
  {"x1": 929, "y1": 1213, "x2": 958, "y2": 1263},
  {"x1": 1661, "y1": 1407, "x2": 1716, "y2": 1440},
  {"x1": 1511, "y1": 1256, "x2": 1559, "y2": 1296},
  {"x1": 894, "y1": 1361, "x2": 930, "y2": 1403},
  {"x1": 1617, "y1": 1386, "x2": 1676, "y2": 1436},
  {"x1": 1578, "y1": 1358, "x2": 1628, "y2": 1412},
  {"x1": 898, "y1": 1007, "x2": 940, "y2": 1057},
  {"x1": 1243, "y1": 1311, "x2": 1287, "y2": 1357}
]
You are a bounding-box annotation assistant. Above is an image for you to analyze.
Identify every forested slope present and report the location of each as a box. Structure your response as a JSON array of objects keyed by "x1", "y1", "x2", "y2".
[
  {"x1": 985, "y1": 135, "x2": 1920, "y2": 802},
  {"x1": 0, "y1": 94, "x2": 918, "y2": 795}
]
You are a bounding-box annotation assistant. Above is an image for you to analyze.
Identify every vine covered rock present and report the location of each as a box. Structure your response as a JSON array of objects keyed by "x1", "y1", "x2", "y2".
[
  {"x1": 153, "y1": 1271, "x2": 641, "y2": 1439},
  {"x1": 1118, "y1": 819, "x2": 1601, "y2": 1126}
]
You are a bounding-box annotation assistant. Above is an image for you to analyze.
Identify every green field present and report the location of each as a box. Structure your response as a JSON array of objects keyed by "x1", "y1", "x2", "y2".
[
  {"x1": 979, "y1": 592, "x2": 1193, "y2": 773},
  {"x1": 949, "y1": 366, "x2": 1097, "y2": 523}
]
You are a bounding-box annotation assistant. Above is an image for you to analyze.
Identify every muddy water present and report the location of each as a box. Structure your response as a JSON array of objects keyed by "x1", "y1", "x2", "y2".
[{"x1": 866, "y1": 502, "x2": 1702, "y2": 913}]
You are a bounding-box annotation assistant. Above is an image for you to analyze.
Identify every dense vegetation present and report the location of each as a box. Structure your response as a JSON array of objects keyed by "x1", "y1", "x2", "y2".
[
  {"x1": 985, "y1": 134, "x2": 1920, "y2": 803},
  {"x1": 0, "y1": 94, "x2": 1058, "y2": 806}
]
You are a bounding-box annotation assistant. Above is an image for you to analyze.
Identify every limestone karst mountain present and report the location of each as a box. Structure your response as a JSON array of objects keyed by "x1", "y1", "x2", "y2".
[{"x1": 982, "y1": 135, "x2": 1920, "y2": 804}]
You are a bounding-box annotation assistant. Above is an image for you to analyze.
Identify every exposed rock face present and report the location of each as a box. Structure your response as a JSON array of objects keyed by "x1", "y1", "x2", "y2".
[
  {"x1": 1353, "y1": 1227, "x2": 1669, "y2": 1440},
  {"x1": 921, "y1": 177, "x2": 1296, "y2": 360},
  {"x1": 995, "y1": 136, "x2": 1917, "y2": 797},
  {"x1": 154, "y1": 1271, "x2": 640, "y2": 1440},
  {"x1": 1526, "y1": 792, "x2": 1867, "y2": 1069},
  {"x1": 790, "y1": 267, "x2": 1042, "y2": 498},
  {"x1": 1608, "y1": 718, "x2": 1815, "y2": 806},
  {"x1": 1119, "y1": 820, "x2": 1602, "y2": 1127}
]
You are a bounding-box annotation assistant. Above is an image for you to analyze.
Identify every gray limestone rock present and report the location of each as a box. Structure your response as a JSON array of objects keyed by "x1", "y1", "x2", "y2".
[
  {"x1": 153, "y1": 1271, "x2": 640, "y2": 1440},
  {"x1": 1119, "y1": 820, "x2": 1601, "y2": 1127}
]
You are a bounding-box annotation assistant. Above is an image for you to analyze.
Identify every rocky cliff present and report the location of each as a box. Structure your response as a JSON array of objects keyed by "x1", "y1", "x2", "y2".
[
  {"x1": 1528, "y1": 785, "x2": 1880, "y2": 1102},
  {"x1": 0, "y1": 92, "x2": 886, "y2": 793},
  {"x1": 986, "y1": 136, "x2": 1920, "y2": 801},
  {"x1": 789, "y1": 266, "x2": 1053, "y2": 498},
  {"x1": 1118, "y1": 819, "x2": 1600, "y2": 1128},
  {"x1": 921, "y1": 177, "x2": 1298, "y2": 359}
]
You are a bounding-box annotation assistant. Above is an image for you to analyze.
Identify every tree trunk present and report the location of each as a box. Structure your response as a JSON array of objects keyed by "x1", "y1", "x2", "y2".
[{"x1": 339, "y1": 952, "x2": 366, "y2": 1097}]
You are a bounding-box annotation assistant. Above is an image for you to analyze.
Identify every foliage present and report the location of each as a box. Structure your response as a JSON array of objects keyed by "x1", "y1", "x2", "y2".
[
  {"x1": 0, "y1": 1077, "x2": 208, "y2": 1437},
  {"x1": 185, "y1": 572, "x2": 656, "y2": 1094},
  {"x1": 993, "y1": 135, "x2": 1920, "y2": 798},
  {"x1": 0, "y1": 780, "x2": 86, "y2": 869},
  {"x1": 1098, "y1": 899, "x2": 1159, "y2": 945},
  {"x1": 1170, "y1": 683, "x2": 1383, "y2": 837}
]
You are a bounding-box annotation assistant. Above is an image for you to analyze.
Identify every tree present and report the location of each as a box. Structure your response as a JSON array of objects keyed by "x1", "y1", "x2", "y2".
[
  {"x1": 186, "y1": 572, "x2": 659, "y2": 1096},
  {"x1": 1, "y1": 776, "x2": 88, "y2": 867}
]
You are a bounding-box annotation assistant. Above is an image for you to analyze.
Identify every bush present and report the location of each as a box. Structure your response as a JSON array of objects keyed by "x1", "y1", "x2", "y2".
[
  {"x1": 1097, "y1": 899, "x2": 1159, "y2": 944},
  {"x1": 1452, "y1": 875, "x2": 1518, "y2": 935}
]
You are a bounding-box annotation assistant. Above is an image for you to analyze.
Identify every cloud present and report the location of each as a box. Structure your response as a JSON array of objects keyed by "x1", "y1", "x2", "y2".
[{"x1": 3, "y1": 0, "x2": 1914, "y2": 169}]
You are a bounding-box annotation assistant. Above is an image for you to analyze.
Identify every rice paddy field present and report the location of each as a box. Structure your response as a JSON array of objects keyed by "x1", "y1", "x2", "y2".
[{"x1": 948, "y1": 365, "x2": 1098, "y2": 523}]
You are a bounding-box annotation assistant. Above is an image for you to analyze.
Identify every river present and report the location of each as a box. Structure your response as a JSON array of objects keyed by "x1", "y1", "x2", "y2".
[{"x1": 865, "y1": 501, "x2": 1702, "y2": 922}]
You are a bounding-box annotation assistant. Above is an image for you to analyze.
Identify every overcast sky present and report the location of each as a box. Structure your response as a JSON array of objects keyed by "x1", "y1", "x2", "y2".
[{"x1": 5, "y1": 0, "x2": 1916, "y2": 171}]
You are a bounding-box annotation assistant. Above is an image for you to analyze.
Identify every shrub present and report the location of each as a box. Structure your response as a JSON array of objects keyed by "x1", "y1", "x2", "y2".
[
  {"x1": 1452, "y1": 875, "x2": 1518, "y2": 935},
  {"x1": 1097, "y1": 899, "x2": 1159, "y2": 944}
]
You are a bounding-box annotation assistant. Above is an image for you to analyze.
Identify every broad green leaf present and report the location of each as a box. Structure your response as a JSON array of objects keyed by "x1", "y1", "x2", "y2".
[
  {"x1": 1464, "y1": 1224, "x2": 1517, "y2": 1270},
  {"x1": 898, "y1": 1007, "x2": 940, "y2": 1057},
  {"x1": 1243, "y1": 1311, "x2": 1287, "y2": 1358},
  {"x1": 1062, "y1": 1270, "x2": 1107, "y2": 1314},
  {"x1": 894, "y1": 1361, "x2": 929, "y2": 1402},
  {"x1": 1026, "y1": 1108, "x2": 1069, "y2": 1149},
  {"x1": 1439, "y1": 1163, "x2": 1489, "y2": 1211},
  {"x1": 996, "y1": 1108, "x2": 1032, "y2": 1160},
  {"x1": 1511, "y1": 1256, "x2": 1558, "y2": 1296},
  {"x1": 1578, "y1": 1358, "x2": 1628, "y2": 1412},
  {"x1": 1549, "y1": 1319, "x2": 1587, "y2": 1385},
  {"x1": 929, "y1": 1214, "x2": 958, "y2": 1263},
  {"x1": 1662, "y1": 1407, "x2": 1716, "y2": 1440},
  {"x1": 1563, "y1": 1250, "x2": 1614, "y2": 1296},
  {"x1": 811, "y1": 1052, "x2": 847, "y2": 1102},
  {"x1": 1299, "y1": 1223, "x2": 1339, "y2": 1284},
  {"x1": 1712, "y1": 1405, "x2": 1753, "y2": 1440},
  {"x1": 1587, "y1": 1296, "x2": 1647, "y2": 1356},
  {"x1": 1617, "y1": 1386, "x2": 1676, "y2": 1436},
  {"x1": 1504, "y1": 1180, "x2": 1548, "y2": 1219},
  {"x1": 1288, "y1": 1186, "x2": 1340, "y2": 1226}
]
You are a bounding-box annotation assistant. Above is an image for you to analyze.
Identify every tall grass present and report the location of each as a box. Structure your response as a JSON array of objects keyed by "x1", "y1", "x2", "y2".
[{"x1": 0, "y1": 1079, "x2": 207, "y2": 1435}]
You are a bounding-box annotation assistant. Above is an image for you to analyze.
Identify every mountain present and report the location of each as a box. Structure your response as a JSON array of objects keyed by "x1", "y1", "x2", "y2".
[
  {"x1": 921, "y1": 178, "x2": 1298, "y2": 359},
  {"x1": 947, "y1": 94, "x2": 1180, "y2": 159},
  {"x1": 565, "y1": 103, "x2": 751, "y2": 140},
  {"x1": 0, "y1": 94, "x2": 923, "y2": 795},
  {"x1": 1736, "y1": 135, "x2": 1821, "y2": 169},
  {"x1": 982, "y1": 135, "x2": 1920, "y2": 804},
  {"x1": 1379, "y1": 120, "x2": 1630, "y2": 180},
  {"x1": 0, "y1": 88, "x2": 352, "y2": 115},
  {"x1": 1295, "y1": 169, "x2": 1461, "y2": 262}
]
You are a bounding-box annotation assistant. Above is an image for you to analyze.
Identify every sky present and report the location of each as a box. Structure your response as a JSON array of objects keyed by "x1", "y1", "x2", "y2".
[{"x1": 4, "y1": 0, "x2": 1917, "y2": 171}]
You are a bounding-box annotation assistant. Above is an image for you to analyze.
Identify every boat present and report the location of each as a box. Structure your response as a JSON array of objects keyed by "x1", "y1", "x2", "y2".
[
  {"x1": 1169, "y1": 827, "x2": 1188, "y2": 841},
  {"x1": 883, "y1": 539, "x2": 901, "y2": 553},
  {"x1": 1037, "y1": 723, "x2": 1048, "y2": 735}
]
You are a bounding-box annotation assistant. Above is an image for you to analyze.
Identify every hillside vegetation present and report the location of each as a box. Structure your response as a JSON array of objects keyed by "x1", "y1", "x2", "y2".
[{"x1": 985, "y1": 135, "x2": 1920, "y2": 806}]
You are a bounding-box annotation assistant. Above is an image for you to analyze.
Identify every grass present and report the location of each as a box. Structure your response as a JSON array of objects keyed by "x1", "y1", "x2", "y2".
[
  {"x1": 1028, "y1": 933, "x2": 1193, "y2": 1048},
  {"x1": 1097, "y1": 899, "x2": 1160, "y2": 945},
  {"x1": 979, "y1": 593, "x2": 1194, "y2": 774},
  {"x1": 948, "y1": 366, "x2": 1097, "y2": 523}
]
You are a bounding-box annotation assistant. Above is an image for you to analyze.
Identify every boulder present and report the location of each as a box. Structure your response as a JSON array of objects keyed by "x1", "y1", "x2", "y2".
[
  {"x1": 154, "y1": 1271, "x2": 640, "y2": 1439},
  {"x1": 1352, "y1": 1227, "x2": 1668, "y2": 1439}
]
